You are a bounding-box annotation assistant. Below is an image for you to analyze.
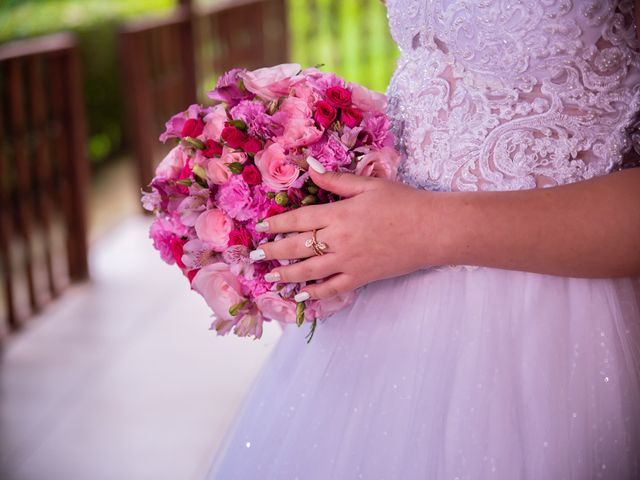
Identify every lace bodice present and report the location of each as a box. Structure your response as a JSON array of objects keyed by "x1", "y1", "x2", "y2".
[{"x1": 386, "y1": 0, "x2": 640, "y2": 192}]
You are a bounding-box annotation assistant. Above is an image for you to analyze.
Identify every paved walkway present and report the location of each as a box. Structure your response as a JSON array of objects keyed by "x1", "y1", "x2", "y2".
[{"x1": 0, "y1": 214, "x2": 282, "y2": 480}]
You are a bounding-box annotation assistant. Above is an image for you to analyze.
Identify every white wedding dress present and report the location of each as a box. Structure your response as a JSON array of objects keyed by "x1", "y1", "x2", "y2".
[{"x1": 207, "y1": 1, "x2": 640, "y2": 478}]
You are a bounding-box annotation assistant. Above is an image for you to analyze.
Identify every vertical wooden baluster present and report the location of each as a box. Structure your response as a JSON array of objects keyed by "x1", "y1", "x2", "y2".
[
  {"x1": 62, "y1": 46, "x2": 89, "y2": 281},
  {"x1": 8, "y1": 58, "x2": 38, "y2": 318},
  {"x1": 0, "y1": 63, "x2": 17, "y2": 332},
  {"x1": 179, "y1": 0, "x2": 197, "y2": 105},
  {"x1": 48, "y1": 54, "x2": 73, "y2": 285},
  {"x1": 121, "y1": 31, "x2": 155, "y2": 191},
  {"x1": 29, "y1": 54, "x2": 58, "y2": 300}
]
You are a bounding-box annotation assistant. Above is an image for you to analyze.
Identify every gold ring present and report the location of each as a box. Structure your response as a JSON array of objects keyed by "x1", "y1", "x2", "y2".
[{"x1": 304, "y1": 229, "x2": 328, "y2": 256}]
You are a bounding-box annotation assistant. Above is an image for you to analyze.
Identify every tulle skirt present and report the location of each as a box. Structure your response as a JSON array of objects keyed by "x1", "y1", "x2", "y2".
[{"x1": 207, "y1": 266, "x2": 640, "y2": 479}]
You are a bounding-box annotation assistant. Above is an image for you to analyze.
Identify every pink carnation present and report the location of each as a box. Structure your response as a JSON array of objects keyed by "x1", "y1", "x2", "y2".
[
  {"x1": 215, "y1": 175, "x2": 259, "y2": 222},
  {"x1": 361, "y1": 113, "x2": 394, "y2": 149},
  {"x1": 310, "y1": 133, "x2": 351, "y2": 170},
  {"x1": 230, "y1": 100, "x2": 282, "y2": 139}
]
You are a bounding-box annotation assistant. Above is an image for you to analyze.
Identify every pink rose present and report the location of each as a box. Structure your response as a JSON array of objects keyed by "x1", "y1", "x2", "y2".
[
  {"x1": 203, "y1": 104, "x2": 228, "y2": 140},
  {"x1": 192, "y1": 263, "x2": 244, "y2": 322},
  {"x1": 155, "y1": 146, "x2": 186, "y2": 179},
  {"x1": 273, "y1": 97, "x2": 323, "y2": 149},
  {"x1": 206, "y1": 156, "x2": 232, "y2": 185},
  {"x1": 239, "y1": 63, "x2": 302, "y2": 101},
  {"x1": 255, "y1": 292, "x2": 297, "y2": 322},
  {"x1": 350, "y1": 83, "x2": 388, "y2": 112},
  {"x1": 355, "y1": 147, "x2": 401, "y2": 180},
  {"x1": 195, "y1": 209, "x2": 233, "y2": 251},
  {"x1": 309, "y1": 290, "x2": 356, "y2": 319},
  {"x1": 254, "y1": 143, "x2": 300, "y2": 191}
]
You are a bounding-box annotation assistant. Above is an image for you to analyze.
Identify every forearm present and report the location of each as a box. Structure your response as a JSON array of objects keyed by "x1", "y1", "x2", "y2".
[{"x1": 426, "y1": 168, "x2": 640, "y2": 278}]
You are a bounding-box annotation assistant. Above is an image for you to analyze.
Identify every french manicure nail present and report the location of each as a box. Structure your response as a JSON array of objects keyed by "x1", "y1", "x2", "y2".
[
  {"x1": 255, "y1": 221, "x2": 270, "y2": 232},
  {"x1": 306, "y1": 156, "x2": 326, "y2": 174},
  {"x1": 264, "y1": 272, "x2": 281, "y2": 282},
  {"x1": 249, "y1": 249, "x2": 266, "y2": 261},
  {"x1": 294, "y1": 291, "x2": 310, "y2": 302}
]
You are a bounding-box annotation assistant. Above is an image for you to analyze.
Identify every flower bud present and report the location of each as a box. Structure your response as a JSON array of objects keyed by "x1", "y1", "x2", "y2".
[
  {"x1": 301, "y1": 194, "x2": 317, "y2": 205},
  {"x1": 306, "y1": 184, "x2": 318, "y2": 195},
  {"x1": 192, "y1": 164, "x2": 207, "y2": 180},
  {"x1": 296, "y1": 301, "x2": 305, "y2": 327},
  {"x1": 275, "y1": 192, "x2": 289, "y2": 206}
]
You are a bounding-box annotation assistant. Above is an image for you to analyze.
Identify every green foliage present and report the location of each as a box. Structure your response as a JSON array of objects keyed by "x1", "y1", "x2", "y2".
[
  {"x1": 0, "y1": 0, "x2": 175, "y2": 42},
  {"x1": 287, "y1": 0, "x2": 398, "y2": 93},
  {"x1": 0, "y1": 0, "x2": 177, "y2": 166}
]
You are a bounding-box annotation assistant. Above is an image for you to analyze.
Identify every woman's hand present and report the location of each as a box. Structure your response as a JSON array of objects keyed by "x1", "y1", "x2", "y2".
[{"x1": 250, "y1": 162, "x2": 442, "y2": 300}]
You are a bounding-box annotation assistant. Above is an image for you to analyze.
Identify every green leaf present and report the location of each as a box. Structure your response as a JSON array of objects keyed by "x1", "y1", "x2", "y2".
[
  {"x1": 305, "y1": 318, "x2": 318, "y2": 344},
  {"x1": 227, "y1": 119, "x2": 247, "y2": 131},
  {"x1": 183, "y1": 136, "x2": 205, "y2": 149},
  {"x1": 227, "y1": 162, "x2": 244, "y2": 174},
  {"x1": 176, "y1": 179, "x2": 193, "y2": 186}
]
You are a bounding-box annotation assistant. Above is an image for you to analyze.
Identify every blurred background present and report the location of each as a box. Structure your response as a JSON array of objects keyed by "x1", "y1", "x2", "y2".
[{"x1": 0, "y1": 0, "x2": 397, "y2": 478}]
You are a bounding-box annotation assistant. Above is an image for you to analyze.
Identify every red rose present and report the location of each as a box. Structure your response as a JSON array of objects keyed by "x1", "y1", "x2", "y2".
[
  {"x1": 314, "y1": 100, "x2": 337, "y2": 128},
  {"x1": 221, "y1": 125, "x2": 248, "y2": 149},
  {"x1": 228, "y1": 228, "x2": 251, "y2": 248},
  {"x1": 170, "y1": 237, "x2": 186, "y2": 268},
  {"x1": 202, "y1": 139, "x2": 223, "y2": 158},
  {"x1": 181, "y1": 118, "x2": 204, "y2": 138},
  {"x1": 187, "y1": 268, "x2": 199, "y2": 284},
  {"x1": 242, "y1": 137, "x2": 262, "y2": 154},
  {"x1": 326, "y1": 86, "x2": 352, "y2": 108},
  {"x1": 242, "y1": 164, "x2": 262, "y2": 185},
  {"x1": 265, "y1": 204, "x2": 287, "y2": 217},
  {"x1": 340, "y1": 106, "x2": 363, "y2": 128}
]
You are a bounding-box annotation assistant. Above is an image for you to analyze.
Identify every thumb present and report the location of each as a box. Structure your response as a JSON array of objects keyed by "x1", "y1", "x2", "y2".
[{"x1": 306, "y1": 156, "x2": 372, "y2": 198}]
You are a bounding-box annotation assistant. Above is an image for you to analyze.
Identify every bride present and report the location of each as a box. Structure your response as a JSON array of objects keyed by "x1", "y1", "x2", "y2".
[{"x1": 208, "y1": 0, "x2": 640, "y2": 478}]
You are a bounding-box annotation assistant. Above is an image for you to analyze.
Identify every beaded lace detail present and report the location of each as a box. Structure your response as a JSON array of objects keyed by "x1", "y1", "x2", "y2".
[{"x1": 386, "y1": 0, "x2": 640, "y2": 192}]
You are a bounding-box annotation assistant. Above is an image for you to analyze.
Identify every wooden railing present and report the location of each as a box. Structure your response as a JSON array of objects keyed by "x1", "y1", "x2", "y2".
[
  {"x1": 120, "y1": 0, "x2": 289, "y2": 191},
  {"x1": 119, "y1": 5, "x2": 198, "y2": 200},
  {"x1": 0, "y1": 33, "x2": 90, "y2": 337}
]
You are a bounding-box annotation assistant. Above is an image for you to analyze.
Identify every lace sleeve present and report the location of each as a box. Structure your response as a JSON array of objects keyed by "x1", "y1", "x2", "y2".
[{"x1": 616, "y1": 113, "x2": 640, "y2": 170}]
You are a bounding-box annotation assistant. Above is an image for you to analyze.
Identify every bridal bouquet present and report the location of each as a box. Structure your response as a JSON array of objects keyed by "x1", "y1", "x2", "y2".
[{"x1": 142, "y1": 63, "x2": 400, "y2": 341}]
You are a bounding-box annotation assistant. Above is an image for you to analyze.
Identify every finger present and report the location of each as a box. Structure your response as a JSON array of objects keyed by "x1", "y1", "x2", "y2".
[
  {"x1": 300, "y1": 273, "x2": 354, "y2": 300},
  {"x1": 257, "y1": 203, "x2": 330, "y2": 234},
  {"x1": 308, "y1": 164, "x2": 375, "y2": 198},
  {"x1": 253, "y1": 229, "x2": 331, "y2": 261},
  {"x1": 266, "y1": 255, "x2": 339, "y2": 283}
]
